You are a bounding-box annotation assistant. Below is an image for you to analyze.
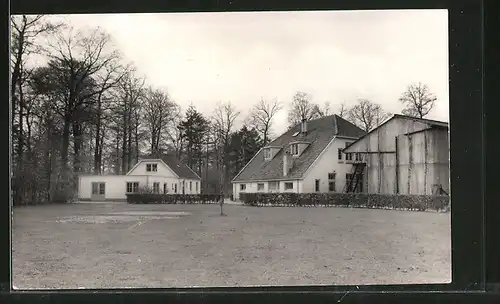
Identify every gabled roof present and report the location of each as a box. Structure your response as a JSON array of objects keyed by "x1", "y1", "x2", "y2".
[
  {"x1": 135, "y1": 153, "x2": 201, "y2": 180},
  {"x1": 232, "y1": 115, "x2": 365, "y2": 182},
  {"x1": 344, "y1": 114, "x2": 449, "y2": 152}
]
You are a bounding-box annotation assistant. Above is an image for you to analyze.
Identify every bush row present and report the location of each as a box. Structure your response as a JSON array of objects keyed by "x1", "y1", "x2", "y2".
[
  {"x1": 126, "y1": 194, "x2": 222, "y2": 204},
  {"x1": 239, "y1": 193, "x2": 450, "y2": 212}
]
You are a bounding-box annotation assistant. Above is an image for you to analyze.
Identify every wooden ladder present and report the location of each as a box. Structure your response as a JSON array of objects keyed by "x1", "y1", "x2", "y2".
[{"x1": 344, "y1": 162, "x2": 366, "y2": 193}]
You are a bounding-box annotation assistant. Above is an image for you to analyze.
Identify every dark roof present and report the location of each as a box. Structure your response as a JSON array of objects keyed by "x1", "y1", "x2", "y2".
[
  {"x1": 140, "y1": 153, "x2": 201, "y2": 180},
  {"x1": 344, "y1": 114, "x2": 449, "y2": 152},
  {"x1": 232, "y1": 115, "x2": 365, "y2": 182}
]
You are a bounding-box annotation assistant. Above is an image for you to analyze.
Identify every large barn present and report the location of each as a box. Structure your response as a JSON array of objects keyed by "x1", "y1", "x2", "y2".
[{"x1": 343, "y1": 114, "x2": 449, "y2": 196}]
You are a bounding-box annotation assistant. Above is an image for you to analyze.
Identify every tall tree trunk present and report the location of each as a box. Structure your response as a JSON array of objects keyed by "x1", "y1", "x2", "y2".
[
  {"x1": 72, "y1": 122, "x2": 82, "y2": 193},
  {"x1": 94, "y1": 123, "x2": 101, "y2": 174},
  {"x1": 11, "y1": 24, "x2": 25, "y2": 134},
  {"x1": 44, "y1": 131, "x2": 53, "y2": 202},
  {"x1": 114, "y1": 136, "x2": 121, "y2": 175},
  {"x1": 134, "y1": 119, "x2": 139, "y2": 164},
  {"x1": 93, "y1": 93, "x2": 103, "y2": 174},
  {"x1": 127, "y1": 114, "x2": 132, "y2": 169},
  {"x1": 121, "y1": 113, "x2": 128, "y2": 174},
  {"x1": 59, "y1": 118, "x2": 71, "y2": 199},
  {"x1": 98, "y1": 126, "x2": 105, "y2": 174}
]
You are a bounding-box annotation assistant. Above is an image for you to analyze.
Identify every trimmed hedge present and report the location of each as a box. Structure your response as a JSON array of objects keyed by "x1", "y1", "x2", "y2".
[
  {"x1": 126, "y1": 194, "x2": 222, "y2": 204},
  {"x1": 239, "y1": 193, "x2": 450, "y2": 212}
]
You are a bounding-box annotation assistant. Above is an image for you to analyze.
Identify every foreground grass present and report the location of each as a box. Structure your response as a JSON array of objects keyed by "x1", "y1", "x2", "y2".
[{"x1": 12, "y1": 202, "x2": 451, "y2": 289}]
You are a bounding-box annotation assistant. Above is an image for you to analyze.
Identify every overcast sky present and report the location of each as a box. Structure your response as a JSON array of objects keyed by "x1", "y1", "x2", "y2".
[{"x1": 42, "y1": 10, "x2": 448, "y2": 135}]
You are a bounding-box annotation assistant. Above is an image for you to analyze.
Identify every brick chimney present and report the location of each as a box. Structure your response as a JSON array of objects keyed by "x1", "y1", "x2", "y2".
[{"x1": 301, "y1": 118, "x2": 307, "y2": 134}]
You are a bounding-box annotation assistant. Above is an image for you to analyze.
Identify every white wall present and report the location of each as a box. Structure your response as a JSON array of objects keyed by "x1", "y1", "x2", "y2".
[
  {"x1": 127, "y1": 160, "x2": 178, "y2": 177},
  {"x1": 178, "y1": 179, "x2": 201, "y2": 195},
  {"x1": 146, "y1": 176, "x2": 179, "y2": 194},
  {"x1": 232, "y1": 179, "x2": 300, "y2": 200},
  {"x1": 79, "y1": 175, "x2": 148, "y2": 200},
  {"x1": 79, "y1": 175, "x2": 201, "y2": 199},
  {"x1": 302, "y1": 137, "x2": 359, "y2": 193}
]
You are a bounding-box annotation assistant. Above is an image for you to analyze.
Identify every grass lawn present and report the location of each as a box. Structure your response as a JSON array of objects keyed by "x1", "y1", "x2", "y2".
[{"x1": 12, "y1": 202, "x2": 451, "y2": 289}]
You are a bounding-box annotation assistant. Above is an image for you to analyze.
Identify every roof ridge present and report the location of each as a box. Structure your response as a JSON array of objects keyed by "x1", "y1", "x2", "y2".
[{"x1": 393, "y1": 114, "x2": 448, "y2": 125}]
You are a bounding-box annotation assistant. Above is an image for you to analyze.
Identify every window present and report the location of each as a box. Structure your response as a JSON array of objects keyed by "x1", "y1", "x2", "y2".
[
  {"x1": 345, "y1": 142, "x2": 353, "y2": 161},
  {"x1": 315, "y1": 179, "x2": 320, "y2": 192},
  {"x1": 284, "y1": 182, "x2": 294, "y2": 190},
  {"x1": 338, "y1": 148, "x2": 343, "y2": 160},
  {"x1": 146, "y1": 163, "x2": 158, "y2": 172},
  {"x1": 268, "y1": 181, "x2": 278, "y2": 191},
  {"x1": 92, "y1": 182, "x2": 106, "y2": 195},
  {"x1": 290, "y1": 144, "x2": 299, "y2": 156},
  {"x1": 174, "y1": 183, "x2": 177, "y2": 193},
  {"x1": 346, "y1": 153, "x2": 353, "y2": 161},
  {"x1": 195, "y1": 182, "x2": 198, "y2": 192},
  {"x1": 328, "y1": 172, "x2": 336, "y2": 192},
  {"x1": 257, "y1": 183, "x2": 264, "y2": 191},
  {"x1": 263, "y1": 148, "x2": 271, "y2": 160},
  {"x1": 153, "y1": 182, "x2": 160, "y2": 193},
  {"x1": 355, "y1": 153, "x2": 362, "y2": 161},
  {"x1": 164, "y1": 183, "x2": 167, "y2": 194},
  {"x1": 189, "y1": 181, "x2": 192, "y2": 191},
  {"x1": 92, "y1": 183, "x2": 99, "y2": 195},
  {"x1": 126, "y1": 182, "x2": 139, "y2": 193},
  {"x1": 240, "y1": 184, "x2": 247, "y2": 191}
]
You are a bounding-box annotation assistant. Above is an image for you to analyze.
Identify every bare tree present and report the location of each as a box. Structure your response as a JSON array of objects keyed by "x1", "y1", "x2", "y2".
[
  {"x1": 337, "y1": 102, "x2": 349, "y2": 118},
  {"x1": 347, "y1": 99, "x2": 390, "y2": 133},
  {"x1": 287, "y1": 91, "x2": 324, "y2": 126},
  {"x1": 247, "y1": 98, "x2": 282, "y2": 146},
  {"x1": 212, "y1": 102, "x2": 240, "y2": 216},
  {"x1": 38, "y1": 26, "x2": 122, "y2": 198},
  {"x1": 10, "y1": 15, "x2": 62, "y2": 131},
  {"x1": 399, "y1": 82, "x2": 437, "y2": 118},
  {"x1": 106, "y1": 67, "x2": 144, "y2": 174},
  {"x1": 312, "y1": 101, "x2": 331, "y2": 117},
  {"x1": 142, "y1": 87, "x2": 179, "y2": 154},
  {"x1": 10, "y1": 16, "x2": 63, "y2": 205}
]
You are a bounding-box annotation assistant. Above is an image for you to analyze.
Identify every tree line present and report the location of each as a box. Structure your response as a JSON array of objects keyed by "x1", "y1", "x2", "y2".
[{"x1": 10, "y1": 15, "x2": 437, "y2": 206}]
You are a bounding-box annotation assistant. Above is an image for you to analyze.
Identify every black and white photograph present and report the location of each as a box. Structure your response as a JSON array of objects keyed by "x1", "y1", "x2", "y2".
[{"x1": 11, "y1": 10, "x2": 450, "y2": 289}]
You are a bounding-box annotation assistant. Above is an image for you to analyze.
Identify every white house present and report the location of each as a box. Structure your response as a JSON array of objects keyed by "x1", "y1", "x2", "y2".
[
  {"x1": 78, "y1": 154, "x2": 201, "y2": 201},
  {"x1": 231, "y1": 115, "x2": 366, "y2": 199}
]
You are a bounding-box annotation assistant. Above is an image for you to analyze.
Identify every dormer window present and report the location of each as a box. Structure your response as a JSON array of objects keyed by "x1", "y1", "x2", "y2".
[
  {"x1": 146, "y1": 163, "x2": 158, "y2": 172},
  {"x1": 290, "y1": 143, "x2": 299, "y2": 156},
  {"x1": 263, "y1": 148, "x2": 271, "y2": 160}
]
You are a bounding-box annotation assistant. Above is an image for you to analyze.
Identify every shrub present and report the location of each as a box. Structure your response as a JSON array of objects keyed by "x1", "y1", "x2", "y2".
[
  {"x1": 239, "y1": 193, "x2": 450, "y2": 212},
  {"x1": 126, "y1": 193, "x2": 222, "y2": 205}
]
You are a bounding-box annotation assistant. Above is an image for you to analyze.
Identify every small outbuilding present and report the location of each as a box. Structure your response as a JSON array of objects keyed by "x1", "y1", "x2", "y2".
[
  {"x1": 343, "y1": 114, "x2": 449, "y2": 195},
  {"x1": 78, "y1": 154, "x2": 201, "y2": 201}
]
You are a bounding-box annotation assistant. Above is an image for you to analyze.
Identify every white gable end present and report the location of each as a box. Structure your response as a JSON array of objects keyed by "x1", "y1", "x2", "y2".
[{"x1": 127, "y1": 160, "x2": 179, "y2": 178}]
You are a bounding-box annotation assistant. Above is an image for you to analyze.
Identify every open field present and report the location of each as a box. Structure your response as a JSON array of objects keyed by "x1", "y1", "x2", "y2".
[{"x1": 12, "y1": 202, "x2": 451, "y2": 289}]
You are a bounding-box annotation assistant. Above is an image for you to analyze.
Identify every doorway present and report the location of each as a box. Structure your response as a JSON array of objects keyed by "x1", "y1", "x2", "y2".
[{"x1": 91, "y1": 182, "x2": 106, "y2": 200}]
